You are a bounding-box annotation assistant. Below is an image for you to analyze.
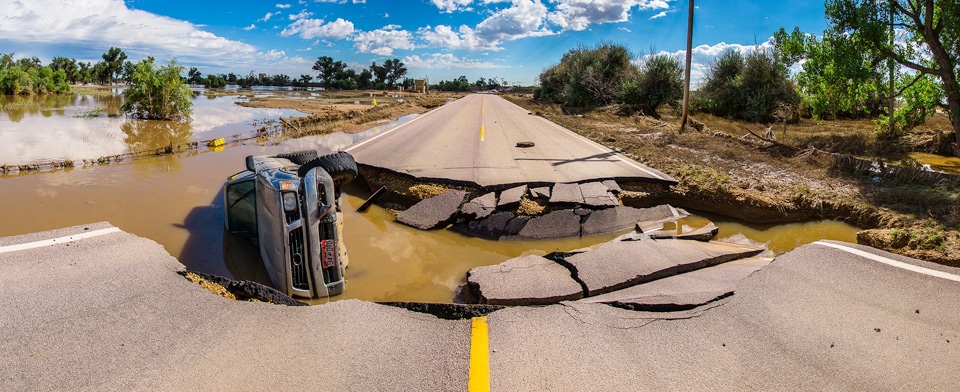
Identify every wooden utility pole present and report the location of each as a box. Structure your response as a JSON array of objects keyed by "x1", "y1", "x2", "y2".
[{"x1": 680, "y1": 0, "x2": 694, "y2": 133}]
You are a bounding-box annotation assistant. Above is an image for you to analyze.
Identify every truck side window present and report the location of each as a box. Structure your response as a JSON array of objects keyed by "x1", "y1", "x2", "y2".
[{"x1": 226, "y1": 178, "x2": 257, "y2": 235}]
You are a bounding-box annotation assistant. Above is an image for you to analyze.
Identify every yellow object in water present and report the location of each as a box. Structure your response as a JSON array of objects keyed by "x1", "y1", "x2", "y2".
[{"x1": 207, "y1": 138, "x2": 225, "y2": 147}]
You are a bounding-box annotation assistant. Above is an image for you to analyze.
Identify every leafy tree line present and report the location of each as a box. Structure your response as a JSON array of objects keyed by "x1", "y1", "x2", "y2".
[
  {"x1": 0, "y1": 53, "x2": 70, "y2": 94},
  {"x1": 310, "y1": 56, "x2": 408, "y2": 90},
  {"x1": 432, "y1": 76, "x2": 503, "y2": 92}
]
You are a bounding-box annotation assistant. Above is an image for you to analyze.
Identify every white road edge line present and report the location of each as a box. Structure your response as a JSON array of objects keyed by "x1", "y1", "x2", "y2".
[
  {"x1": 496, "y1": 96, "x2": 667, "y2": 180},
  {"x1": 0, "y1": 227, "x2": 122, "y2": 255},
  {"x1": 343, "y1": 101, "x2": 443, "y2": 153},
  {"x1": 814, "y1": 241, "x2": 960, "y2": 283},
  {"x1": 537, "y1": 117, "x2": 665, "y2": 180}
]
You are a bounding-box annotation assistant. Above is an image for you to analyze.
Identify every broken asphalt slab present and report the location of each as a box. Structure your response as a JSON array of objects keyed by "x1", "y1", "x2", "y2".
[
  {"x1": 507, "y1": 209, "x2": 582, "y2": 240},
  {"x1": 577, "y1": 255, "x2": 773, "y2": 311},
  {"x1": 647, "y1": 222, "x2": 720, "y2": 242},
  {"x1": 581, "y1": 204, "x2": 693, "y2": 237},
  {"x1": 579, "y1": 181, "x2": 619, "y2": 207},
  {"x1": 549, "y1": 182, "x2": 584, "y2": 204},
  {"x1": 497, "y1": 185, "x2": 527, "y2": 209},
  {"x1": 467, "y1": 255, "x2": 584, "y2": 305},
  {"x1": 397, "y1": 189, "x2": 467, "y2": 230},
  {"x1": 563, "y1": 239, "x2": 764, "y2": 297},
  {"x1": 460, "y1": 191, "x2": 497, "y2": 219}
]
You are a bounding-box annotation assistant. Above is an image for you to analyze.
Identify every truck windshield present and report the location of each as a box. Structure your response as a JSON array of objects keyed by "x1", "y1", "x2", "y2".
[{"x1": 226, "y1": 177, "x2": 257, "y2": 235}]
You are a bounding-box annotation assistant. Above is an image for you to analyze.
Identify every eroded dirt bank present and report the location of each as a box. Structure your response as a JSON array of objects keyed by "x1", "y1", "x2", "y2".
[{"x1": 503, "y1": 96, "x2": 959, "y2": 266}]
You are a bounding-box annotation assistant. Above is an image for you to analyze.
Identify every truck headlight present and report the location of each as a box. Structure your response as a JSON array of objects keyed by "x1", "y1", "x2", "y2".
[{"x1": 282, "y1": 192, "x2": 298, "y2": 212}]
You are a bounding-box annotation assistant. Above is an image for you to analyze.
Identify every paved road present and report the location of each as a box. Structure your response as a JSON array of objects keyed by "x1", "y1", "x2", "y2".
[
  {"x1": 346, "y1": 94, "x2": 675, "y2": 187},
  {"x1": 3, "y1": 225, "x2": 959, "y2": 390}
]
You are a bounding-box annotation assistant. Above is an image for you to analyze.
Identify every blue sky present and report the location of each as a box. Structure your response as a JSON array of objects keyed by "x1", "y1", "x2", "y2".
[{"x1": 0, "y1": 0, "x2": 829, "y2": 86}]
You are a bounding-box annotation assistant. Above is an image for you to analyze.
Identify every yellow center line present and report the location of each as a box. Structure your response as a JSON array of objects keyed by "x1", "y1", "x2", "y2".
[
  {"x1": 468, "y1": 316, "x2": 490, "y2": 392},
  {"x1": 480, "y1": 124, "x2": 485, "y2": 142}
]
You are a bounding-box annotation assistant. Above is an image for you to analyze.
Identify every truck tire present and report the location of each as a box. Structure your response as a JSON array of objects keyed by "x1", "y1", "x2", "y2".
[
  {"x1": 297, "y1": 151, "x2": 358, "y2": 184},
  {"x1": 275, "y1": 150, "x2": 318, "y2": 165}
]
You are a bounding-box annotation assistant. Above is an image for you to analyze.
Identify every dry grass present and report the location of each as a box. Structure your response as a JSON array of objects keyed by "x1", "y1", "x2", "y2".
[
  {"x1": 409, "y1": 183, "x2": 450, "y2": 199},
  {"x1": 183, "y1": 272, "x2": 237, "y2": 300}
]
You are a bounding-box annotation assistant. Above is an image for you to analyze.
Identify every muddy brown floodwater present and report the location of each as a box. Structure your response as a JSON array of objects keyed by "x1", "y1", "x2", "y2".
[{"x1": 0, "y1": 91, "x2": 862, "y2": 304}]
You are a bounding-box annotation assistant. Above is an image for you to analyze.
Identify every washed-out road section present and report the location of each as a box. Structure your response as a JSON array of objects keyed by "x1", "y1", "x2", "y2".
[
  {"x1": 3, "y1": 223, "x2": 959, "y2": 390},
  {"x1": 346, "y1": 94, "x2": 674, "y2": 188}
]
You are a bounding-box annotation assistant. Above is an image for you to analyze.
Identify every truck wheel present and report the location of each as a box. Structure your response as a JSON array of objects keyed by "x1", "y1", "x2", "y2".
[
  {"x1": 297, "y1": 151, "x2": 358, "y2": 184},
  {"x1": 275, "y1": 150, "x2": 318, "y2": 165}
]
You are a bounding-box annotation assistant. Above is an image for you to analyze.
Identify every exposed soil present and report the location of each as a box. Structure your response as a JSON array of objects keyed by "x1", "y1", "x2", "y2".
[{"x1": 505, "y1": 96, "x2": 960, "y2": 266}]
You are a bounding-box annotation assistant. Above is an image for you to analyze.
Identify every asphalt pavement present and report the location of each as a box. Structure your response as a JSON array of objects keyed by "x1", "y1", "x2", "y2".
[
  {"x1": 346, "y1": 94, "x2": 675, "y2": 187},
  {"x1": 3, "y1": 224, "x2": 959, "y2": 390}
]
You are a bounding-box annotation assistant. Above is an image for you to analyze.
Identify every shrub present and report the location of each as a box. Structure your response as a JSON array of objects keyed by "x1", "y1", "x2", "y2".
[
  {"x1": 122, "y1": 59, "x2": 193, "y2": 121},
  {"x1": 696, "y1": 49, "x2": 800, "y2": 123},
  {"x1": 620, "y1": 54, "x2": 683, "y2": 118}
]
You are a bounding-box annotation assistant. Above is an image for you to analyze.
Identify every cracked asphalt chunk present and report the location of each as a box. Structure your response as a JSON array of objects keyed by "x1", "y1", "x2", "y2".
[{"x1": 467, "y1": 255, "x2": 584, "y2": 305}]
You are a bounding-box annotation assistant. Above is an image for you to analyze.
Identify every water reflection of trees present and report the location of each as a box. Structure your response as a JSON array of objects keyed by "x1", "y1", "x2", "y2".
[
  {"x1": 0, "y1": 93, "x2": 77, "y2": 122},
  {"x1": 121, "y1": 119, "x2": 193, "y2": 153}
]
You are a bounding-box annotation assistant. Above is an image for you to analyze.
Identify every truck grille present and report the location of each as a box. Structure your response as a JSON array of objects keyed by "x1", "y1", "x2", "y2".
[{"x1": 289, "y1": 227, "x2": 309, "y2": 290}]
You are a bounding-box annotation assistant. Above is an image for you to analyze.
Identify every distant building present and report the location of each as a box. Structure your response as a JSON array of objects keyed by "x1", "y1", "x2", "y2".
[{"x1": 414, "y1": 78, "x2": 428, "y2": 93}]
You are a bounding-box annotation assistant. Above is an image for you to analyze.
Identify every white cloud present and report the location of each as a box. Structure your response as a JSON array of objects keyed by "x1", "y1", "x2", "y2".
[
  {"x1": 259, "y1": 12, "x2": 283, "y2": 22},
  {"x1": 259, "y1": 49, "x2": 287, "y2": 61},
  {"x1": 548, "y1": 0, "x2": 670, "y2": 31},
  {"x1": 476, "y1": 0, "x2": 552, "y2": 43},
  {"x1": 430, "y1": 0, "x2": 475, "y2": 13},
  {"x1": 281, "y1": 17, "x2": 356, "y2": 40},
  {"x1": 655, "y1": 39, "x2": 774, "y2": 87},
  {"x1": 289, "y1": 10, "x2": 313, "y2": 20},
  {"x1": 276, "y1": 3, "x2": 291, "y2": 8},
  {"x1": 353, "y1": 27, "x2": 415, "y2": 56},
  {"x1": 0, "y1": 0, "x2": 256, "y2": 62},
  {"x1": 649, "y1": 11, "x2": 666, "y2": 20},
  {"x1": 618, "y1": 26, "x2": 632, "y2": 32},
  {"x1": 402, "y1": 53, "x2": 504, "y2": 69},
  {"x1": 243, "y1": 24, "x2": 256, "y2": 31},
  {"x1": 419, "y1": 25, "x2": 499, "y2": 51}
]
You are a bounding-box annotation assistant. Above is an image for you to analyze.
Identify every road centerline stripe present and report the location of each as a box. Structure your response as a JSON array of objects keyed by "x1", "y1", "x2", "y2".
[
  {"x1": 0, "y1": 227, "x2": 122, "y2": 254},
  {"x1": 814, "y1": 241, "x2": 960, "y2": 283},
  {"x1": 468, "y1": 316, "x2": 490, "y2": 392}
]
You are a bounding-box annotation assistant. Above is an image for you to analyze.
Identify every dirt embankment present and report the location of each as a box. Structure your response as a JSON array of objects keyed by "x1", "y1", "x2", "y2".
[{"x1": 504, "y1": 96, "x2": 959, "y2": 266}]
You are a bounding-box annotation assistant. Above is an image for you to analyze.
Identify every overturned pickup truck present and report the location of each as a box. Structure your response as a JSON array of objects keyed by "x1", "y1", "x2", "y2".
[{"x1": 223, "y1": 150, "x2": 357, "y2": 299}]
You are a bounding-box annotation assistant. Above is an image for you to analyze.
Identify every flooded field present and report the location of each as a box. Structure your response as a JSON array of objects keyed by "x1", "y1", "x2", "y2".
[
  {"x1": 0, "y1": 91, "x2": 304, "y2": 165},
  {"x1": 0, "y1": 91, "x2": 861, "y2": 303}
]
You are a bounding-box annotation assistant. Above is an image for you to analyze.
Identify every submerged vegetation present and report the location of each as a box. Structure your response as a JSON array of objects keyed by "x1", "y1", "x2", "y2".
[{"x1": 122, "y1": 59, "x2": 193, "y2": 121}]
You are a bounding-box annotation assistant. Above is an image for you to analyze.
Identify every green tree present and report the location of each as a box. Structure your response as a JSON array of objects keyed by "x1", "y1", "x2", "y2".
[
  {"x1": 383, "y1": 58, "x2": 407, "y2": 87},
  {"x1": 122, "y1": 58, "x2": 193, "y2": 121},
  {"x1": 101, "y1": 47, "x2": 127, "y2": 84},
  {"x1": 369, "y1": 61, "x2": 388, "y2": 85},
  {"x1": 695, "y1": 49, "x2": 800, "y2": 123},
  {"x1": 187, "y1": 67, "x2": 203, "y2": 85},
  {"x1": 298, "y1": 74, "x2": 313, "y2": 86},
  {"x1": 312, "y1": 56, "x2": 346, "y2": 88},
  {"x1": 356, "y1": 69, "x2": 373, "y2": 89},
  {"x1": 826, "y1": 0, "x2": 960, "y2": 148},
  {"x1": 620, "y1": 54, "x2": 684, "y2": 118},
  {"x1": 91, "y1": 61, "x2": 111, "y2": 85},
  {"x1": 536, "y1": 43, "x2": 633, "y2": 107},
  {"x1": 49, "y1": 57, "x2": 80, "y2": 84}
]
